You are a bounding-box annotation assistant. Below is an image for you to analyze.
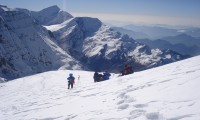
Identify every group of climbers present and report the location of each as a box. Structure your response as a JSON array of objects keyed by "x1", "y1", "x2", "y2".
[
  {"x1": 93, "y1": 71, "x2": 111, "y2": 82},
  {"x1": 66, "y1": 64, "x2": 134, "y2": 89}
]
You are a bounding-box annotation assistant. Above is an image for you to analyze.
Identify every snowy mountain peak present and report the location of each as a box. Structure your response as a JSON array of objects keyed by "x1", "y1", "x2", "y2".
[
  {"x1": 46, "y1": 15, "x2": 187, "y2": 72},
  {"x1": 0, "y1": 6, "x2": 81, "y2": 80},
  {"x1": 74, "y1": 17, "x2": 102, "y2": 35},
  {"x1": 0, "y1": 5, "x2": 188, "y2": 80},
  {"x1": 0, "y1": 5, "x2": 12, "y2": 12},
  {"x1": 16, "y1": 5, "x2": 73, "y2": 25},
  {"x1": 39, "y1": 5, "x2": 60, "y2": 16}
]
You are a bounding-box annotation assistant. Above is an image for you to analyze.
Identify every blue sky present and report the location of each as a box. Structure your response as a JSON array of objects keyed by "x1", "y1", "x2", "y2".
[{"x1": 1, "y1": 0, "x2": 200, "y2": 26}]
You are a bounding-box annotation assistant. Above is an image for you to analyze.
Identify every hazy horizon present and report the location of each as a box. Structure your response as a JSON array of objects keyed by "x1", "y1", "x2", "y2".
[{"x1": 1, "y1": 0, "x2": 200, "y2": 27}]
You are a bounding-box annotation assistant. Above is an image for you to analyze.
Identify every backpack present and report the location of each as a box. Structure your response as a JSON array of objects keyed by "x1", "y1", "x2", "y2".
[
  {"x1": 67, "y1": 76, "x2": 75, "y2": 84},
  {"x1": 103, "y1": 72, "x2": 111, "y2": 80},
  {"x1": 98, "y1": 74, "x2": 103, "y2": 81}
]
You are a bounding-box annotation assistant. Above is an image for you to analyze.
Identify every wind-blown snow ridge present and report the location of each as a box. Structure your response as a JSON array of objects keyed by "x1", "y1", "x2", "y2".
[{"x1": 0, "y1": 56, "x2": 200, "y2": 120}]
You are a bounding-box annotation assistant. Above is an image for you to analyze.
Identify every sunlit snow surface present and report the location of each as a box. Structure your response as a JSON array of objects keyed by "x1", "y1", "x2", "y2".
[{"x1": 1, "y1": 56, "x2": 200, "y2": 120}]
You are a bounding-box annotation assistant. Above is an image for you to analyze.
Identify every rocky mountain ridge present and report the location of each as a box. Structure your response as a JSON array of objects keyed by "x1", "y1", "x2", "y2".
[{"x1": 0, "y1": 5, "x2": 188, "y2": 80}]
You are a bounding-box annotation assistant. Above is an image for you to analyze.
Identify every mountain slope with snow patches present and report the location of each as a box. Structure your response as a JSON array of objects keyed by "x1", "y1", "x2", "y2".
[
  {"x1": 16, "y1": 5, "x2": 187, "y2": 72},
  {"x1": 0, "y1": 5, "x2": 188, "y2": 80},
  {"x1": 1, "y1": 56, "x2": 200, "y2": 120},
  {"x1": 0, "y1": 5, "x2": 81, "y2": 80},
  {"x1": 45, "y1": 16, "x2": 187, "y2": 72}
]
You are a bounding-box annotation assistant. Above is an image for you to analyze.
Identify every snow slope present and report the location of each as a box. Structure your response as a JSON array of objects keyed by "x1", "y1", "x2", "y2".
[{"x1": 1, "y1": 56, "x2": 200, "y2": 120}]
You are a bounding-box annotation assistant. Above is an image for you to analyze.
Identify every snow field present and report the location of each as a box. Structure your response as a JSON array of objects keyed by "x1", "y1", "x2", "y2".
[{"x1": 0, "y1": 56, "x2": 200, "y2": 120}]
